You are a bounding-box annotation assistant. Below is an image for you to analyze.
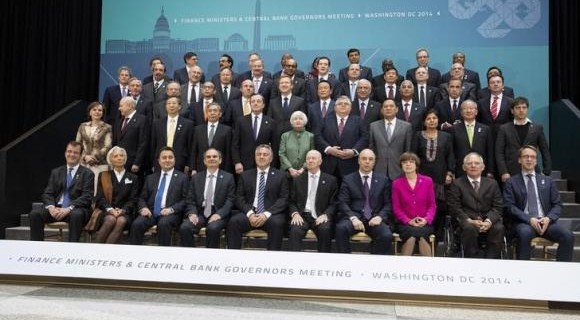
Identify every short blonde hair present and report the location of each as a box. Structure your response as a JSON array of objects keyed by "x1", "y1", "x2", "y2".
[{"x1": 106, "y1": 146, "x2": 127, "y2": 167}]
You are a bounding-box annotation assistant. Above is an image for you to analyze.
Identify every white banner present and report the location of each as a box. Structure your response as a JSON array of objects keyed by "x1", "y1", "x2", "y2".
[{"x1": 1, "y1": 240, "x2": 578, "y2": 302}]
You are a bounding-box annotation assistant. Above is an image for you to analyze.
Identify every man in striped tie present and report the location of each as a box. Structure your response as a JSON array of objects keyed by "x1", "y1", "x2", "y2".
[{"x1": 226, "y1": 144, "x2": 289, "y2": 250}]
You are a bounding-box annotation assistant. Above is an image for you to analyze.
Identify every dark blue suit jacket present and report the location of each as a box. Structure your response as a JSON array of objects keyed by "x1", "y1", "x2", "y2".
[
  {"x1": 138, "y1": 170, "x2": 189, "y2": 218},
  {"x1": 503, "y1": 173, "x2": 562, "y2": 223},
  {"x1": 235, "y1": 168, "x2": 288, "y2": 216},
  {"x1": 337, "y1": 171, "x2": 392, "y2": 221},
  {"x1": 150, "y1": 116, "x2": 194, "y2": 171}
]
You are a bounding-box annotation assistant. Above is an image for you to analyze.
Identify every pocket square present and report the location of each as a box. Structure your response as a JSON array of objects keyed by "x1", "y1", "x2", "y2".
[{"x1": 124, "y1": 178, "x2": 133, "y2": 184}]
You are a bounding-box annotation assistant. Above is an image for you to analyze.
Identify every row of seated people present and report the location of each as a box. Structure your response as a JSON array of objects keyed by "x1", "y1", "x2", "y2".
[{"x1": 28, "y1": 141, "x2": 574, "y2": 261}]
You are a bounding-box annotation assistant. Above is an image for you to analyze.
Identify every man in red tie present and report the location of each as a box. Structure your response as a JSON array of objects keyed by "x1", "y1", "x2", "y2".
[{"x1": 476, "y1": 74, "x2": 513, "y2": 141}]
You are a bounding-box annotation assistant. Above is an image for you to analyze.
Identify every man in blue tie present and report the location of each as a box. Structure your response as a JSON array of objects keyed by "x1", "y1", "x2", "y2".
[
  {"x1": 503, "y1": 145, "x2": 574, "y2": 261},
  {"x1": 334, "y1": 149, "x2": 393, "y2": 254},
  {"x1": 226, "y1": 144, "x2": 288, "y2": 250},
  {"x1": 29, "y1": 141, "x2": 94, "y2": 242},
  {"x1": 130, "y1": 146, "x2": 189, "y2": 246}
]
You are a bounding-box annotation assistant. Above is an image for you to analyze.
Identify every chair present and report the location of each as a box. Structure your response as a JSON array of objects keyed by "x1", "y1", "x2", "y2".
[
  {"x1": 392, "y1": 233, "x2": 436, "y2": 257},
  {"x1": 45, "y1": 222, "x2": 68, "y2": 241},
  {"x1": 529, "y1": 237, "x2": 558, "y2": 260},
  {"x1": 243, "y1": 229, "x2": 269, "y2": 249}
]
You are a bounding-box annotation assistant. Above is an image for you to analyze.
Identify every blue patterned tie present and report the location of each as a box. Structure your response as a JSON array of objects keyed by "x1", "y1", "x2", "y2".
[
  {"x1": 256, "y1": 171, "x2": 266, "y2": 213},
  {"x1": 363, "y1": 175, "x2": 372, "y2": 220},
  {"x1": 153, "y1": 173, "x2": 167, "y2": 217},
  {"x1": 62, "y1": 167, "x2": 73, "y2": 207},
  {"x1": 526, "y1": 174, "x2": 539, "y2": 217}
]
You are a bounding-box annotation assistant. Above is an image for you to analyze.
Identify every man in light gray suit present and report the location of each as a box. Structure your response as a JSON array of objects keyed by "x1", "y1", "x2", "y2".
[{"x1": 369, "y1": 99, "x2": 412, "y2": 180}]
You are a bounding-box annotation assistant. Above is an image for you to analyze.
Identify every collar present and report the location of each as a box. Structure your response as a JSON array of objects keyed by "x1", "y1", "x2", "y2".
[{"x1": 514, "y1": 118, "x2": 532, "y2": 125}]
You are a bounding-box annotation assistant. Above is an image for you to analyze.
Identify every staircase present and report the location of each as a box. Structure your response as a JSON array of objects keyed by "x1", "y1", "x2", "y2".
[{"x1": 5, "y1": 171, "x2": 580, "y2": 260}]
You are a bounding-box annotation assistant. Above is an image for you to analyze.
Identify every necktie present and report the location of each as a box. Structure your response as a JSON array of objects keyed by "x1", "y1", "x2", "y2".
[
  {"x1": 350, "y1": 82, "x2": 356, "y2": 100},
  {"x1": 338, "y1": 118, "x2": 345, "y2": 136},
  {"x1": 308, "y1": 174, "x2": 318, "y2": 218},
  {"x1": 122, "y1": 86, "x2": 127, "y2": 97},
  {"x1": 243, "y1": 99, "x2": 251, "y2": 116},
  {"x1": 472, "y1": 180, "x2": 480, "y2": 193},
  {"x1": 283, "y1": 97, "x2": 289, "y2": 115},
  {"x1": 491, "y1": 96, "x2": 499, "y2": 120},
  {"x1": 121, "y1": 117, "x2": 130, "y2": 132},
  {"x1": 526, "y1": 174, "x2": 539, "y2": 217},
  {"x1": 321, "y1": 101, "x2": 328, "y2": 118},
  {"x1": 204, "y1": 174, "x2": 215, "y2": 218},
  {"x1": 153, "y1": 173, "x2": 167, "y2": 217},
  {"x1": 223, "y1": 86, "x2": 229, "y2": 100},
  {"x1": 404, "y1": 103, "x2": 410, "y2": 122},
  {"x1": 62, "y1": 167, "x2": 74, "y2": 208},
  {"x1": 253, "y1": 115, "x2": 259, "y2": 140},
  {"x1": 154, "y1": 82, "x2": 160, "y2": 95},
  {"x1": 360, "y1": 102, "x2": 366, "y2": 119},
  {"x1": 254, "y1": 79, "x2": 260, "y2": 93},
  {"x1": 208, "y1": 124, "x2": 215, "y2": 145},
  {"x1": 386, "y1": 122, "x2": 393, "y2": 142},
  {"x1": 419, "y1": 86, "x2": 426, "y2": 107},
  {"x1": 452, "y1": 99, "x2": 458, "y2": 113},
  {"x1": 387, "y1": 85, "x2": 394, "y2": 99},
  {"x1": 167, "y1": 119, "x2": 176, "y2": 147},
  {"x1": 256, "y1": 171, "x2": 266, "y2": 213},
  {"x1": 467, "y1": 124, "x2": 474, "y2": 147},
  {"x1": 363, "y1": 175, "x2": 372, "y2": 220}
]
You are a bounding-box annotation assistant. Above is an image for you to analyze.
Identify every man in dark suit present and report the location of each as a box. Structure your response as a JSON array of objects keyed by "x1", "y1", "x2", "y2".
[
  {"x1": 227, "y1": 144, "x2": 289, "y2": 250},
  {"x1": 173, "y1": 52, "x2": 205, "y2": 85},
  {"x1": 413, "y1": 66, "x2": 439, "y2": 110},
  {"x1": 224, "y1": 79, "x2": 254, "y2": 128},
  {"x1": 103, "y1": 66, "x2": 132, "y2": 124},
  {"x1": 452, "y1": 100, "x2": 494, "y2": 178},
  {"x1": 438, "y1": 63, "x2": 477, "y2": 103},
  {"x1": 213, "y1": 68, "x2": 241, "y2": 107},
  {"x1": 150, "y1": 96, "x2": 194, "y2": 173},
  {"x1": 372, "y1": 59, "x2": 404, "y2": 88},
  {"x1": 305, "y1": 56, "x2": 341, "y2": 103},
  {"x1": 273, "y1": 54, "x2": 306, "y2": 79},
  {"x1": 373, "y1": 67, "x2": 402, "y2": 104},
  {"x1": 142, "y1": 57, "x2": 171, "y2": 85},
  {"x1": 113, "y1": 97, "x2": 149, "y2": 175},
  {"x1": 477, "y1": 66, "x2": 515, "y2": 100},
  {"x1": 335, "y1": 149, "x2": 393, "y2": 254},
  {"x1": 396, "y1": 80, "x2": 426, "y2": 132},
  {"x1": 350, "y1": 79, "x2": 381, "y2": 128},
  {"x1": 142, "y1": 62, "x2": 170, "y2": 120},
  {"x1": 316, "y1": 96, "x2": 368, "y2": 180},
  {"x1": 191, "y1": 103, "x2": 233, "y2": 175},
  {"x1": 476, "y1": 75, "x2": 513, "y2": 139},
  {"x1": 369, "y1": 99, "x2": 412, "y2": 180},
  {"x1": 440, "y1": 52, "x2": 481, "y2": 92},
  {"x1": 179, "y1": 148, "x2": 235, "y2": 248},
  {"x1": 267, "y1": 75, "x2": 307, "y2": 137},
  {"x1": 288, "y1": 150, "x2": 338, "y2": 252},
  {"x1": 338, "y1": 48, "x2": 373, "y2": 83},
  {"x1": 188, "y1": 81, "x2": 223, "y2": 127},
  {"x1": 405, "y1": 48, "x2": 441, "y2": 87},
  {"x1": 128, "y1": 78, "x2": 153, "y2": 124},
  {"x1": 29, "y1": 141, "x2": 94, "y2": 242},
  {"x1": 503, "y1": 145, "x2": 574, "y2": 261},
  {"x1": 339, "y1": 63, "x2": 363, "y2": 101},
  {"x1": 496, "y1": 96, "x2": 551, "y2": 183},
  {"x1": 130, "y1": 146, "x2": 189, "y2": 246},
  {"x1": 232, "y1": 94, "x2": 278, "y2": 174},
  {"x1": 211, "y1": 54, "x2": 236, "y2": 87},
  {"x1": 234, "y1": 52, "x2": 273, "y2": 87},
  {"x1": 307, "y1": 80, "x2": 335, "y2": 132},
  {"x1": 234, "y1": 58, "x2": 273, "y2": 109},
  {"x1": 448, "y1": 152, "x2": 505, "y2": 258},
  {"x1": 271, "y1": 59, "x2": 307, "y2": 99},
  {"x1": 434, "y1": 79, "x2": 464, "y2": 131}
]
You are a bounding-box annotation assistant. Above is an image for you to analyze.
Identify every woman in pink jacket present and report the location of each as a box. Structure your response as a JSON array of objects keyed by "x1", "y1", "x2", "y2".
[{"x1": 391, "y1": 152, "x2": 437, "y2": 256}]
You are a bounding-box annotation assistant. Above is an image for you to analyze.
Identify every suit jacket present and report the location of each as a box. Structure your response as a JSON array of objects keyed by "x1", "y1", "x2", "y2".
[
  {"x1": 373, "y1": 84, "x2": 401, "y2": 103},
  {"x1": 391, "y1": 174, "x2": 436, "y2": 224},
  {"x1": 503, "y1": 173, "x2": 561, "y2": 223},
  {"x1": 187, "y1": 169, "x2": 235, "y2": 219},
  {"x1": 307, "y1": 100, "x2": 335, "y2": 132},
  {"x1": 180, "y1": 82, "x2": 203, "y2": 106},
  {"x1": 224, "y1": 98, "x2": 247, "y2": 128},
  {"x1": 271, "y1": 77, "x2": 306, "y2": 99},
  {"x1": 267, "y1": 95, "x2": 307, "y2": 135},
  {"x1": 351, "y1": 99, "x2": 382, "y2": 128},
  {"x1": 289, "y1": 171, "x2": 338, "y2": 219},
  {"x1": 337, "y1": 171, "x2": 392, "y2": 221},
  {"x1": 41, "y1": 165, "x2": 94, "y2": 210},
  {"x1": 495, "y1": 122, "x2": 552, "y2": 176},
  {"x1": 369, "y1": 119, "x2": 412, "y2": 180},
  {"x1": 441, "y1": 68, "x2": 481, "y2": 92},
  {"x1": 150, "y1": 116, "x2": 194, "y2": 171},
  {"x1": 235, "y1": 168, "x2": 288, "y2": 215},
  {"x1": 214, "y1": 84, "x2": 242, "y2": 106},
  {"x1": 339, "y1": 65, "x2": 373, "y2": 83},
  {"x1": 304, "y1": 75, "x2": 341, "y2": 104},
  {"x1": 396, "y1": 101, "x2": 426, "y2": 132},
  {"x1": 372, "y1": 73, "x2": 404, "y2": 88},
  {"x1": 95, "y1": 170, "x2": 139, "y2": 217},
  {"x1": 406, "y1": 67, "x2": 442, "y2": 87},
  {"x1": 413, "y1": 84, "x2": 439, "y2": 109},
  {"x1": 315, "y1": 113, "x2": 369, "y2": 177},
  {"x1": 434, "y1": 98, "x2": 463, "y2": 129},
  {"x1": 448, "y1": 176, "x2": 503, "y2": 224},
  {"x1": 234, "y1": 73, "x2": 274, "y2": 107},
  {"x1": 477, "y1": 86, "x2": 515, "y2": 100},
  {"x1": 232, "y1": 114, "x2": 278, "y2": 170},
  {"x1": 143, "y1": 80, "x2": 170, "y2": 121},
  {"x1": 437, "y1": 82, "x2": 477, "y2": 103},
  {"x1": 103, "y1": 84, "x2": 124, "y2": 124},
  {"x1": 279, "y1": 130, "x2": 315, "y2": 172},
  {"x1": 113, "y1": 113, "x2": 149, "y2": 170},
  {"x1": 273, "y1": 69, "x2": 306, "y2": 80},
  {"x1": 187, "y1": 99, "x2": 224, "y2": 126},
  {"x1": 191, "y1": 123, "x2": 233, "y2": 173},
  {"x1": 138, "y1": 170, "x2": 189, "y2": 217},
  {"x1": 173, "y1": 67, "x2": 205, "y2": 85},
  {"x1": 234, "y1": 70, "x2": 273, "y2": 87},
  {"x1": 452, "y1": 121, "x2": 494, "y2": 176},
  {"x1": 134, "y1": 96, "x2": 154, "y2": 124},
  {"x1": 142, "y1": 74, "x2": 171, "y2": 86},
  {"x1": 476, "y1": 95, "x2": 513, "y2": 137}
]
